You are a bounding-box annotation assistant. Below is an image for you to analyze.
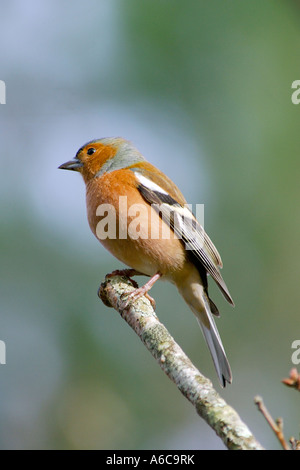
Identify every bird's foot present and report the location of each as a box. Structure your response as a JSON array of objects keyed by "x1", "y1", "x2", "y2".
[{"x1": 120, "y1": 272, "x2": 161, "y2": 311}]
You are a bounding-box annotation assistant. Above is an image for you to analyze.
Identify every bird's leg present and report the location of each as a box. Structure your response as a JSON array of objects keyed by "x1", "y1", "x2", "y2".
[{"x1": 121, "y1": 272, "x2": 161, "y2": 310}]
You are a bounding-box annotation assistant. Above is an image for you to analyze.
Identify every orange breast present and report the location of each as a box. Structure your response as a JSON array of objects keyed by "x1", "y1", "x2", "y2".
[{"x1": 85, "y1": 169, "x2": 187, "y2": 279}]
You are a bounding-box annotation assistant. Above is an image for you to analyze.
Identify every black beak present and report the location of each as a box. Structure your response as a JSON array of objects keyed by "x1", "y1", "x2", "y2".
[{"x1": 58, "y1": 158, "x2": 83, "y2": 171}]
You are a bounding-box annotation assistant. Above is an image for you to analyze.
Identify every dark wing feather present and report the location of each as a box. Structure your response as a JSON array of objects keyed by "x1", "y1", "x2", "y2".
[{"x1": 133, "y1": 169, "x2": 234, "y2": 306}]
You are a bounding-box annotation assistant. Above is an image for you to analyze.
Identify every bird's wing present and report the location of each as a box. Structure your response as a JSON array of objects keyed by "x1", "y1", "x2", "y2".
[{"x1": 131, "y1": 167, "x2": 234, "y2": 306}]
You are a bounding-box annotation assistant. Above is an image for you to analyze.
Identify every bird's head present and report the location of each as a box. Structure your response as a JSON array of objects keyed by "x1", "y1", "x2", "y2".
[{"x1": 59, "y1": 137, "x2": 145, "y2": 183}]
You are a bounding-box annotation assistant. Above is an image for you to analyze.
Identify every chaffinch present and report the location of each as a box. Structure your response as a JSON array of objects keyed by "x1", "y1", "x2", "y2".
[{"x1": 59, "y1": 137, "x2": 234, "y2": 386}]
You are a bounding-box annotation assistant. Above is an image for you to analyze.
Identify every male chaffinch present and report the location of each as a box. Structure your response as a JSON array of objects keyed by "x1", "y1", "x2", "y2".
[{"x1": 59, "y1": 137, "x2": 234, "y2": 386}]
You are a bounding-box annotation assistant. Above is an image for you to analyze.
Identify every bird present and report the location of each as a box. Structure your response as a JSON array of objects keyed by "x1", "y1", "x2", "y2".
[{"x1": 59, "y1": 137, "x2": 234, "y2": 386}]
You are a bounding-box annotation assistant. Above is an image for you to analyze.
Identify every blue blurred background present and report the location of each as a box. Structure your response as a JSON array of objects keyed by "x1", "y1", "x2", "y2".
[{"x1": 1, "y1": 0, "x2": 300, "y2": 450}]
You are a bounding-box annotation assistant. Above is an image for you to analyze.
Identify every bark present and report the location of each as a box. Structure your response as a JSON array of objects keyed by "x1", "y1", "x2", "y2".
[{"x1": 98, "y1": 274, "x2": 264, "y2": 450}]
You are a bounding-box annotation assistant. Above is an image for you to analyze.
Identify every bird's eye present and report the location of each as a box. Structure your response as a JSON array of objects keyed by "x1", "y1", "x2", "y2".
[{"x1": 87, "y1": 147, "x2": 96, "y2": 155}]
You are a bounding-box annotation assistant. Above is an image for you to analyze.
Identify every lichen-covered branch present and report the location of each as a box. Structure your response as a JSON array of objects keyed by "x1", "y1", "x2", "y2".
[{"x1": 98, "y1": 274, "x2": 264, "y2": 450}]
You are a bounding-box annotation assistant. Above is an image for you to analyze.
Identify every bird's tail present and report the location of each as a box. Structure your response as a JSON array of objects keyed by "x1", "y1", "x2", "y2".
[
  {"x1": 195, "y1": 303, "x2": 232, "y2": 387},
  {"x1": 178, "y1": 282, "x2": 232, "y2": 387}
]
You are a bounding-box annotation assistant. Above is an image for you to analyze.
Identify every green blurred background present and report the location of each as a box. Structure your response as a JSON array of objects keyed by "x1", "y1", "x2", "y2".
[{"x1": 1, "y1": 0, "x2": 299, "y2": 450}]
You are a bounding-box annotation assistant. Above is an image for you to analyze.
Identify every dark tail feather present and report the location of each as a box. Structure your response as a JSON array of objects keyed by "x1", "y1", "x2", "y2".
[
  {"x1": 193, "y1": 292, "x2": 232, "y2": 387},
  {"x1": 196, "y1": 314, "x2": 232, "y2": 387}
]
